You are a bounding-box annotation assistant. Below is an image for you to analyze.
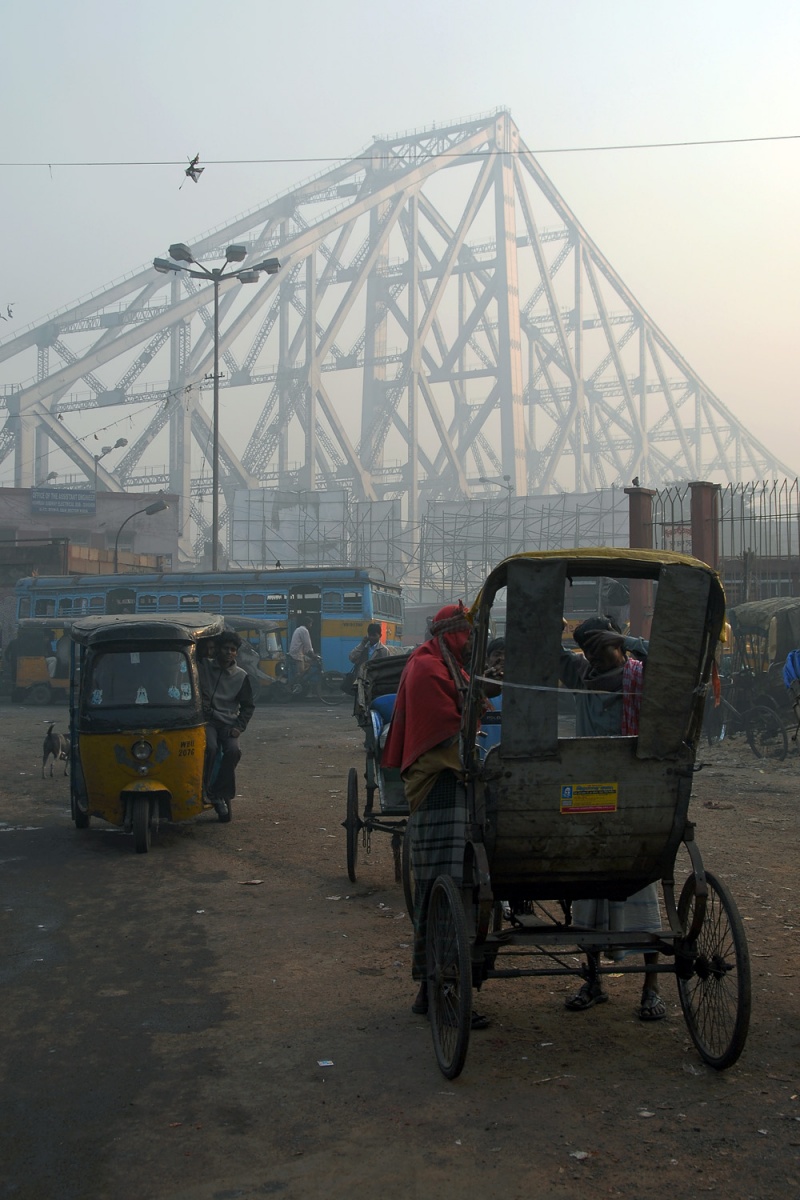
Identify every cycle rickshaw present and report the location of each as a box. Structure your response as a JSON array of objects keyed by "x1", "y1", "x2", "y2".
[
  {"x1": 343, "y1": 652, "x2": 413, "y2": 902},
  {"x1": 422, "y1": 549, "x2": 751, "y2": 1079}
]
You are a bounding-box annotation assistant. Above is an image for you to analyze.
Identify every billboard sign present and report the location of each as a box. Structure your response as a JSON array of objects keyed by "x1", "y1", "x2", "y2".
[{"x1": 30, "y1": 488, "x2": 96, "y2": 516}]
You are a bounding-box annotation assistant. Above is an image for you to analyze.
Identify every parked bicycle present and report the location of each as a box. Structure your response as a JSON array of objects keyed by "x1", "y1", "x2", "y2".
[{"x1": 704, "y1": 668, "x2": 787, "y2": 760}]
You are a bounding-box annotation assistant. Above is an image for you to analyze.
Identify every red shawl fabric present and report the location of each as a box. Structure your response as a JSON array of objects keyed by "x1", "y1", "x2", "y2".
[{"x1": 382, "y1": 604, "x2": 471, "y2": 774}]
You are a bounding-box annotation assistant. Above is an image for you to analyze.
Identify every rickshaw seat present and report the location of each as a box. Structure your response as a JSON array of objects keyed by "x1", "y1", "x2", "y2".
[{"x1": 370, "y1": 692, "x2": 396, "y2": 730}]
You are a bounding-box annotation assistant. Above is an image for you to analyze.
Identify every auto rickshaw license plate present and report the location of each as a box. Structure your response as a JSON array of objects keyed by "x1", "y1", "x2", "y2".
[{"x1": 560, "y1": 782, "x2": 619, "y2": 814}]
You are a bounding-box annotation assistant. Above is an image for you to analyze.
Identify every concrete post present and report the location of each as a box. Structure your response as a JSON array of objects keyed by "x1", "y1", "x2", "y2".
[
  {"x1": 624, "y1": 485, "x2": 656, "y2": 637},
  {"x1": 689, "y1": 481, "x2": 720, "y2": 569}
]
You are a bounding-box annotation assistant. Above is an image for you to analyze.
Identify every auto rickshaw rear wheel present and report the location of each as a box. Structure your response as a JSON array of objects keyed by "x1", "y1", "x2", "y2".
[
  {"x1": 26, "y1": 683, "x2": 51, "y2": 706},
  {"x1": 72, "y1": 796, "x2": 90, "y2": 830},
  {"x1": 133, "y1": 797, "x2": 152, "y2": 853}
]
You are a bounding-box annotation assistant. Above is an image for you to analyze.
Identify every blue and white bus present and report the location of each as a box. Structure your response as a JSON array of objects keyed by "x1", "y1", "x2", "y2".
[{"x1": 14, "y1": 568, "x2": 404, "y2": 675}]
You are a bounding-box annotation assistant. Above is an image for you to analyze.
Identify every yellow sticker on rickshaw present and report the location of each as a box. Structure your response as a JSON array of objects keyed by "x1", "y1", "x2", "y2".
[{"x1": 560, "y1": 783, "x2": 618, "y2": 814}]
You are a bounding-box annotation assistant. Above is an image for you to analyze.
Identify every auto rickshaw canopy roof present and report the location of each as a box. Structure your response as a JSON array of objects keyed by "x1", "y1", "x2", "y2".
[
  {"x1": 728, "y1": 596, "x2": 800, "y2": 638},
  {"x1": 69, "y1": 612, "x2": 226, "y2": 647}
]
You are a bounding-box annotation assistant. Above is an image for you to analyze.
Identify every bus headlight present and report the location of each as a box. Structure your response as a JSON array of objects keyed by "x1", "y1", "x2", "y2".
[{"x1": 131, "y1": 740, "x2": 153, "y2": 762}]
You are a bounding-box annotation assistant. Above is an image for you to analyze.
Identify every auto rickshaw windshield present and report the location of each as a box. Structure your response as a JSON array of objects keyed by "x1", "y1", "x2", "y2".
[{"x1": 84, "y1": 646, "x2": 195, "y2": 710}]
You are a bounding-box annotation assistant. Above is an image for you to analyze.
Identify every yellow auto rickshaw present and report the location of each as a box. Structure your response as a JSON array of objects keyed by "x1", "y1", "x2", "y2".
[{"x1": 69, "y1": 613, "x2": 227, "y2": 853}]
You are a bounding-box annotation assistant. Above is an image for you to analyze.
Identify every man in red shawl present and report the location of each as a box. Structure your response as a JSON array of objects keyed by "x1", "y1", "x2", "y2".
[{"x1": 383, "y1": 602, "x2": 490, "y2": 1028}]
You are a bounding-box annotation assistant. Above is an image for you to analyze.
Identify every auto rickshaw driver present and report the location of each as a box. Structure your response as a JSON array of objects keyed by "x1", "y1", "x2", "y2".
[{"x1": 199, "y1": 630, "x2": 255, "y2": 817}]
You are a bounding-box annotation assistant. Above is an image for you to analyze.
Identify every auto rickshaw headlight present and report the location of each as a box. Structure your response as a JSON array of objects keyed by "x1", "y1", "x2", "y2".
[{"x1": 131, "y1": 740, "x2": 153, "y2": 762}]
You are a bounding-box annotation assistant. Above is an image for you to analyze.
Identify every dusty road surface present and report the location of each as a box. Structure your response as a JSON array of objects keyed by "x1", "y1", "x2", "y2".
[{"x1": 1, "y1": 699, "x2": 798, "y2": 1200}]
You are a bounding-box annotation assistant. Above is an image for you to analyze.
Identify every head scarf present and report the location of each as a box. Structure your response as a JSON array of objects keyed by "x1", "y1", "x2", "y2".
[{"x1": 382, "y1": 602, "x2": 472, "y2": 774}]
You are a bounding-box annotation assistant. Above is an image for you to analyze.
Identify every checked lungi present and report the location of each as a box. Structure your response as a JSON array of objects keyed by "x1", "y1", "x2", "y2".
[
  {"x1": 409, "y1": 769, "x2": 468, "y2": 981},
  {"x1": 572, "y1": 883, "x2": 662, "y2": 961}
]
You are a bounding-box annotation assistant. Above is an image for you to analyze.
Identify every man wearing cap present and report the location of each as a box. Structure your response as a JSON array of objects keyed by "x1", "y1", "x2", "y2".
[{"x1": 199, "y1": 630, "x2": 255, "y2": 818}]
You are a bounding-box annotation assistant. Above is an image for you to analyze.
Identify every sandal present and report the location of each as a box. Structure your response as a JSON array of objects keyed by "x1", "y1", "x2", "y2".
[
  {"x1": 441, "y1": 1007, "x2": 491, "y2": 1030},
  {"x1": 639, "y1": 988, "x2": 667, "y2": 1021},
  {"x1": 564, "y1": 981, "x2": 609, "y2": 1011}
]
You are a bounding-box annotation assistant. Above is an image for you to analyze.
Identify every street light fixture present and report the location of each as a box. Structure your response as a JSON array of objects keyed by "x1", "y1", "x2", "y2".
[
  {"x1": 479, "y1": 474, "x2": 515, "y2": 557},
  {"x1": 113, "y1": 498, "x2": 169, "y2": 573},
  {"x1": 154, "y1": 242, "x2": 280, "y2": 570},
  {"x1": 93, "y1": 437, "x2": 128, "y2": 491}
]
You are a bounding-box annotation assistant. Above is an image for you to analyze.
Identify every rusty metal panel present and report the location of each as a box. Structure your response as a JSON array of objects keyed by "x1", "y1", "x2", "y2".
[
  {"x1": 502, "y1": 557, "x2": 564, "y2": 758},
  {"x1": 636, "y1": 564, "x2": 711, "y2": 759},
  {"x1": 484, "y1": 737, "x2": 691, "y2": 897}
]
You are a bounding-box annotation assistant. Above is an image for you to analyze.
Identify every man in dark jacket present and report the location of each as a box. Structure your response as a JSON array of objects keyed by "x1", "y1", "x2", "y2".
[{"x1": 199, "y1": 630, "x2": 255, "y2": 817}]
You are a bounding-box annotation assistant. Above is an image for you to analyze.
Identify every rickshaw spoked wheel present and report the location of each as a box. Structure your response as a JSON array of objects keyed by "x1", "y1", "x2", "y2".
[
  {"x1": 344, "y1": 767, "x2": 360, "y2": 883},
  {"x1": 427, "y1": 874, "x2": 472, "y2": 1080},
  {"x1": 133, "y1": 796, "x2": 152, "y2": 854},
  {"x1": 676, "y1": 870, "x2": 751, "y2": 1069}
]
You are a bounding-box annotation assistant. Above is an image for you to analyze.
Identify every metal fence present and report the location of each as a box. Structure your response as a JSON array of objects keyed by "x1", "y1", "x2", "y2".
[{"x1": 654, "y1": 480, "x2": 800, "y2": 604}]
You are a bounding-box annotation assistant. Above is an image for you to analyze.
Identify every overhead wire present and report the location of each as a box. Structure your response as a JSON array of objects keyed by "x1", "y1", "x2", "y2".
[{"x1": 0, "y1": 132, "x2": 799, "y2": 169}]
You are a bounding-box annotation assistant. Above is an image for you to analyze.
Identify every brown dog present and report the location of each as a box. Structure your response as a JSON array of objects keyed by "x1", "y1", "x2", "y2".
[{"x1": 42, "y1": 723, "x2": 70, "y2": 777}]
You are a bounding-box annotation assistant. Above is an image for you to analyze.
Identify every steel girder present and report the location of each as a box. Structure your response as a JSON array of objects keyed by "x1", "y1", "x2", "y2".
[{"x1": 0, "y1": 108, "x2": 793, "y2": 552}]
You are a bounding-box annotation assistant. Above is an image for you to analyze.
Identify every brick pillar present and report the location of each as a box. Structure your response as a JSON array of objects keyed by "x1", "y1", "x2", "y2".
[
  {"x1": 624, "y1": 486, "x2": 656, "y2": 637},
  {"x1": 689, "y1": 481, "x2": 720, "y2": 569}
]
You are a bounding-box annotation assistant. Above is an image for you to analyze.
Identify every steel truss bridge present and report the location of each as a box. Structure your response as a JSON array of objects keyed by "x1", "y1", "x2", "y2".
[{"x1": 0, "y1": 108, "x2": 793, "y2": 559}]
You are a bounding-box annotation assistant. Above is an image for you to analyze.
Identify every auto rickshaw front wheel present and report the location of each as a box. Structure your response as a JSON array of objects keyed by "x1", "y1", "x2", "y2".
[{"x1": 133, "y1": 797, "x2": 153, "y2": 853}]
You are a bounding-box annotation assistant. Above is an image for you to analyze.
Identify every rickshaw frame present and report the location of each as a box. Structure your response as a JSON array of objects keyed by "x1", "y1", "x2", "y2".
[{"x1": 420, "y1": 549, "x2": 752, "y2": 1079}]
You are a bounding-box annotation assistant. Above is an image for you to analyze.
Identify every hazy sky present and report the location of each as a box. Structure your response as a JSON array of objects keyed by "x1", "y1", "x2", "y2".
[{"x1": 2, "y1": 0, "x2": 799, "y2": 475}]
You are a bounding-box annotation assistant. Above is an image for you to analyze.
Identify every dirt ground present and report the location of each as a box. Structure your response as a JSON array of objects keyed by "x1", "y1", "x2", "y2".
[{"x1": 1, "y1": 698, "x2": 799, "y2": 1200}]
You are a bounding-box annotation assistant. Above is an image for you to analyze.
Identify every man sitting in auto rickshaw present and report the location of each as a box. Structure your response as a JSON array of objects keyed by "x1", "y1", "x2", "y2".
[{"x1": 199, "y1": 631, "x2": 255, "y2": 817}]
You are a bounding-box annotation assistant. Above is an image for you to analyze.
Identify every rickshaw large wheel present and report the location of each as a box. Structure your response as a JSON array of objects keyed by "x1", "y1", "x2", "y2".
[
  {"x1": 427, "y1": 874, "x2": 472, "y2": 1080},
  {"x1": 132, "y1": 797, "x2": 152, "y2": 854},
  {"x1": 401, "y1": 823, "x2": 414, "y2": 917},
  {"x1": 345, "y1": 767, "x2": 360, "y2": 883},
  {"x1": 745, "y1": 706, "x2": 787, "y2": 761},
  {"x1": 676, "y1": 870, "x2": 751, "y2": 1069}
]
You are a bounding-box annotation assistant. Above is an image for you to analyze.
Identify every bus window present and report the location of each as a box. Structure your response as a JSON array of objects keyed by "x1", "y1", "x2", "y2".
[
  {"x1": 179, "y1": 594, "x2": 200, "y2": 610},
  {"x1": 343, "y1": 590, "x2": 362, "y2": 613},
  {"x1": 18, "y1": 597, "x2": 30, "y2": 618},
  {"x1": 200, "y1": 593, "x2": 222, "y2": 611},
  {"x1": 90, "y1": 596, "x2": 104, "y2": 613},
  {"x1": 157, "y1": 594, "x2": 179, "y2": 611},
  {"x1": 34, "y1": 599, "x2": 56, "y2": 617},
  {"x1": 264, "y1": 592, "x2": 286, "y2": 615},
  {"x1": 57, "y1": 598, "x2": 74, "y2": 616},
  {"x1": 244, "y1": 593, "x2": 266, "y2": 613},
  {"x1": 221, "y1": 593, "x2": 243, "y2": 614},
  {"x1": 139, "y1": 594, "x2": 158, "y2": 611},
  {"x1": 323, "y1": 591, "x2": 343, "y2": 612}
]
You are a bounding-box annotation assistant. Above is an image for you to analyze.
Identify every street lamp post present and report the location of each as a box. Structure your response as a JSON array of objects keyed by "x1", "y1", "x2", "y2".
[
  {"x1": 113, "y1": 499, "x2": 169, "y2": 573},
  {"x1": 154, "y1": 242, "x2": 280, "y2": 570},
  {"x1": 479, "y1": 474, "x2": 515, "y2": 558},
  {"x1": 93, "y1": 437, "x2": 128, "y2": 491}
]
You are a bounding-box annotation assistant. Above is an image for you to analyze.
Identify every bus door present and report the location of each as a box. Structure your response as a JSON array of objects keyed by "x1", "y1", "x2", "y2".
[
  {"x1": 288, "y1": 587, "x2": 322, "y2": 657},
  {"x1": 107, "y1": 587, "x2": 137, "y2": 614}
]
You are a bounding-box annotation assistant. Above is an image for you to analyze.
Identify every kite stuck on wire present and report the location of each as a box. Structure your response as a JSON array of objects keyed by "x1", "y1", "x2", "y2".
[{"x1": 181, "y1": 153, "x2": 204, "y2": 188}]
